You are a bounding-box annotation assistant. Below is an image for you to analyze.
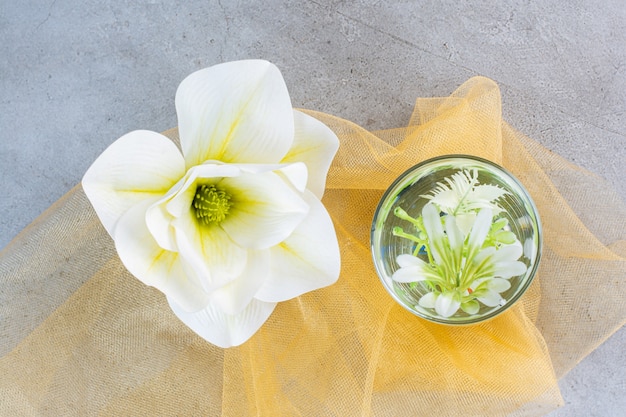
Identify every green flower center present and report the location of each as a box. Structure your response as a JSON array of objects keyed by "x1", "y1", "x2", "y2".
[{"x1": 193, "y1": 184, "x2": 232, "y2": 226}]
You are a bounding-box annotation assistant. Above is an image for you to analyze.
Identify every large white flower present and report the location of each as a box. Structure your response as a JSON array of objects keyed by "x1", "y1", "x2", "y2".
[{"x1": 82, "y1": 60, "x2": 340, "y2": 347}]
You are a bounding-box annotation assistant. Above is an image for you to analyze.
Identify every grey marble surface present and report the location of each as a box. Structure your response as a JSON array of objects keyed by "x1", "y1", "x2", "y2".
[{"x1": 1, "y1": 1, "x2": 624, "y2": 415}]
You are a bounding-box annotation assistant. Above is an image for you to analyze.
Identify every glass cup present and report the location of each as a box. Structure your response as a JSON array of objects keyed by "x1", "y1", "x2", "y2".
[{"x1": 371, "y1": 155, "x2": 542, "y2": 325}]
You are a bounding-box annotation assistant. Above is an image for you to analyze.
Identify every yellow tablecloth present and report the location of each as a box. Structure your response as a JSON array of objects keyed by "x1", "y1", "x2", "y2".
[{"x1": 1, "y1": 77, "x2": 624, "y2": 416}]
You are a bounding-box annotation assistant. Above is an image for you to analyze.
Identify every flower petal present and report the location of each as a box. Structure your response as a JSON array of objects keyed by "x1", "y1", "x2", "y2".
[
  {"x1": 524, "y1": 237, "x2": 537, "y2": 261},
  {"x1": 220, "y1": 170, "x2": 309, "y2": 250},
  {"x1": 467, "y1": 208, "x2": 493, "y2": 254},
  {"x1": 254, "y1": 191, "x2": 340, "y2": 303},
  {"x1": 208, "y1": 250, "x2": 270, "y2": 315},
  {"x1": 477, "y1": 289, "x2": 504, "y2": 307},
  {"x1": 144, "y1": 171, "x2": 199, "y2": 252},
  {"x1": 469, "y1": 277, "x2": 488, "y2": 292},
  {"x1": 275, "y1": 162, "x2": 309, "y2": 193},
  {"x1": 426, "y1": 189, "x2": 457, "y2": 213},
  {"x1": 418, "y1": 292, "x2": 438, "y2": 309},
  {"x1": 113, "y1": 199, "x2": 209, "y2": 312},
  {"x1": 176, "y1": 60, "x2": 294, "y2": 167},
  {"x1": 493, "y1": 260, "x2": 528, "y2": 279},
  {"x1": 454, "y1": 212, "x2": 476, "y2": 237},
  {"x1": 445, "y1": 214, "x2": 464, "y2": 251},
  {"x1": 489, "y1": 277, "x2": 512, "y2": 292},
  {"x1": 492, "y1": 243, "x2": 523, "y2": 262},
  {"x1": 173, "y1": 215, "x2": 247, "y2": 292},
  {"x1": 281, "y1": 110, "x2": 339, "y2": 198},
  {"x1": 444, "y1": 214, "x2": 464, "y2": 271},
  {"x1": 397, "y1": 253, "x2": 425, "y2": 268},
  {"x1": 471, "y1": 184, "x2": 509, "y2": 207},
  {"x1": 145, "y1": 195, "x2": 178, "y2": 251},
  {"x1": 422, "y1": 203, "x2": 445, "y2": 265},
  {"x1": 473, "y1": 246, "x2": 496, "y2": 265},
  {"x1": 392, "y1": 266, "x2": 428, "y2": 283},
  {"x1": 236, "y1": 162, "x2": 309, "y2": 193},
  {"x1": 461, "y1": 299, "x2": 480, "y2": 315},
  {"x1": 393, "y1": 254, "x2": 441, "y2": 282},
  {"x1": 168, "y1": 296, "x2": 277, "y2": 348},
  {"x1": 82, "y1": 130, "x2": 185, "y2": 235},
  {"x1": 435, "y1": 291, "x2": 461, "y2": 317}
]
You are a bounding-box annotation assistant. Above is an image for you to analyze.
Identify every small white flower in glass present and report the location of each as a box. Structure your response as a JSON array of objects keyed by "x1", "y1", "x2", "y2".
[
  {"x1": 391, "y1": 169, "x2": 527, "y2": 318},
  {"x1": 82, "y1": 60, "x2": 340, "y2": 347}
]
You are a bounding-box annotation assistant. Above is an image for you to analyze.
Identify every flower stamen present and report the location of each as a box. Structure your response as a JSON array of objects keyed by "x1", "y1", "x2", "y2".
[{"x1": 193, "y1": 184, "x2": 232, "y2": 226}]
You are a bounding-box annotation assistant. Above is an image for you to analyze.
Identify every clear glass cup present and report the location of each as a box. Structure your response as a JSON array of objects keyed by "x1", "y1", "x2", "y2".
[{"x1": 370, "y1": 155, "x2": 542, "y2": 325}]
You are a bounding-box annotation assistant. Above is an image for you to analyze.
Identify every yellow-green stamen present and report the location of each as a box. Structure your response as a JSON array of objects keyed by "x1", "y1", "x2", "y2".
[{"x1": 193, "y1": 184, "x2": 232, "y2": 226}]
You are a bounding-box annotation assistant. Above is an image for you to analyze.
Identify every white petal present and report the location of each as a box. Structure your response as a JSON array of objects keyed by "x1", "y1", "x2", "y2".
[
  {"x1": 444, "y1": 215, "x2": 464, "y2": 271},
  {"x1": 236, "y1": 162, "x2": 309, "y2": 193},
  {"x1": 176, "y1": 60, "x2": 294, "y2": 167},
  {"x1": 82, "y1": 130, "x2": 185, "y2": 235},
  {"x1": 422, "y1": 204, "x2": 445, "y2": 265},
  {"x1": 220, "y1": 170, "x2": 309, "y2": 249},
  {"x1": 471, "y1": 184, "x2": 509, "y2": 204},
  {"x1": 392, "y1": 266, "x2": 427, "y2": 283},
  {"x1": 472, "y1": 184, "x2": 508, "y2": 202},
  {"x1": 396, "y1": 253, "x2": 425, "y2": 268},
  {"x1": 454, "y1": 212, "x2": 476, "y2": 236},
  {"x1": 281, "y1": 110, "x2": 339, "y2": 198},
  {"x1": 168, "y1": 296, "x2": 277, "y2": 348},
  {"x1": 493, "y1": 261, "x2": 528, "y2": 279},
  {"x1": 445, "y1": 214, "x2": 464, "y2": 251},
  {"x1": 467, "y1": 208, "x2": 493, "y2": 252},
  {"x1": 492, "y1": 243, "x2": 523, "y2": 262},
  {"x1": 469, "y1": 277, "x2": 488, "y2": 291},
  {"x1": 394, "y1": 255, "x2": 442, "y2": 282},
  {"x1": 209, "y1": 250, "x2": 270, "y2": 315},
  {"x1": 145, "y1": 197, "x2": 178, "y2": 251},
  {"x1": 114, "y1": 199, "x2": 209, "y2": 312},
  {"x1": 274, "y1": 162, "x2": 308, "y2": 193},
  {"x1": 192, "y1": 162, "x2": 243, "y2": 181},
  {"x1": 435, "y1": 291, "x2": 461, "y2": 317},
  {"x1": 173, "y1": 215, "x2": 247, "y2": 292},
  {"x1": 145, "y1": 174, "x2": 193, "y2": 252},
  {"x1": 524, "y1": 237, "x2": 537, "y2": 261},
  {"x1": 477, "y1": 290, "x2": 504, "y2": 307},
  {"x1": 427, "y1": 189, "x2": 457, "y2": 213},
  {"x1": 461, "y1": 300, "x2": 480, "y2": 315},
  {"x1": 473, "y1": 246, "x2": 496, "y2": 265},
  {"x1": 488, "y1": 277, "x2": 512, "y2": 292},
  {"x1": 418, "y1": 292, "x2": 438, "y2": 309},
  {"x1": 255, "y1": 191, "x2": 340, "y2": 302}
]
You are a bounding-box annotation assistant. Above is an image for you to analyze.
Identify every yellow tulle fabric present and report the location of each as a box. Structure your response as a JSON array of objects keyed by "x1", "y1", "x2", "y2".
[{"x1": 1, "y1": 77, "x2": 625, "y2": 416}]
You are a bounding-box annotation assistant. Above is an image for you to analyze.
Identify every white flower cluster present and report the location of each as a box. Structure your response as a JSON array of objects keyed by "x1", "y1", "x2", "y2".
[{"x1": 392, "y1": 169, "x2": 527, "y2": 318}]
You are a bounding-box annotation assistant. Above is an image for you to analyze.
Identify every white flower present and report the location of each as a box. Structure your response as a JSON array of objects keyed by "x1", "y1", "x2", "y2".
[
  {"x1": 82, "y1": 60, "x2": 340, "y2": 347},
  {"x1": 392, "y1": 204, "x2": 527, "y2": 318},
  {"x1": 421, "y1": 169, "x2": 509, "y2": 234}
]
